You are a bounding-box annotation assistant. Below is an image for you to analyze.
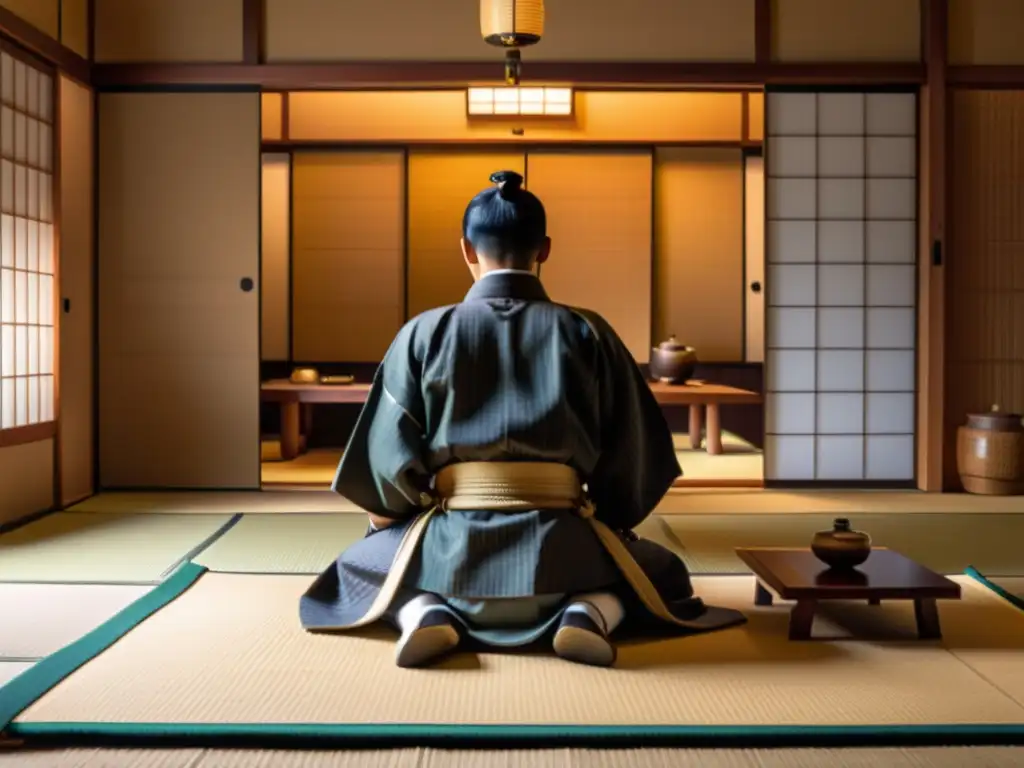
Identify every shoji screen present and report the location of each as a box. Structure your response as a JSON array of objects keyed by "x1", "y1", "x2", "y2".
[
  {"x1": 765, "y1": 91, "x2": 917, "y2": 482},
  {"x1": 527, "y1": 149, "x2": 653, "y2": 362},
  {"x1": 0, "y1": 51, "x2": 56, "y2": 434},
  {"x1": 291, "y1": 151, "x2": 405, "y2": 362},
  {"x1": 407, "y1": 150, "x2": 526, "y2": 317}
]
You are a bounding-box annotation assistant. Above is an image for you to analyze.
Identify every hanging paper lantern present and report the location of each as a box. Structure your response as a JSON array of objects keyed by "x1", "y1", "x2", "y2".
[{"x1": 480, "y1": 0, "x2": 545, "y2": 48}]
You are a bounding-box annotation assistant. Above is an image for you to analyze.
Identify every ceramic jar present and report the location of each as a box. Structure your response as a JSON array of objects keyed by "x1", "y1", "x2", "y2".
[{"x1": 811, "y1": 518, "x2": 872, "y2": 570}]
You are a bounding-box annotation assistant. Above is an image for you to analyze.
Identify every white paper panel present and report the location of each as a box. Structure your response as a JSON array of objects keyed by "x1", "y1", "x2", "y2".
[{"x1": 765, "y1": 89, "x2": 917, "y2": 482}]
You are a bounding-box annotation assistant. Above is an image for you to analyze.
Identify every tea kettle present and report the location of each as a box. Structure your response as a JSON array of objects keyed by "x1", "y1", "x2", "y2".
[{"x1": 648, "y1": 336, "x2": 698, "y2": 384}]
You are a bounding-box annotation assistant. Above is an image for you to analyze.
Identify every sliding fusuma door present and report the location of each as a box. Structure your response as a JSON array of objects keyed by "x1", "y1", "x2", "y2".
[
  {"x1": 58, "y1": 75, "x2": 95, "y2": 505},
  {"x1": 407, "y1": 150, "x2": 526, "y2": 316},
  {"x1": 765, "y1": 91, "x2": 918, "y2": 483},
  {"x1": 290, "y1": 151, "x2": 405, "y2": 362},
  {"x1": 526, "y1": 149, "x2": 653, "y2": 362},
  {"x1": 98, "y1": 92, "x2": 260, "y2": 489}
]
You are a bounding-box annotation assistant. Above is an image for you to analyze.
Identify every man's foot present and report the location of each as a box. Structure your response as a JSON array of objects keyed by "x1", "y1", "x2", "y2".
[
  {"x1": 552, "y1": 610, "x2": 617, "y2": 667},
  {"x1": 395, "y1": 608, "x2": 461, "y2": 668}
]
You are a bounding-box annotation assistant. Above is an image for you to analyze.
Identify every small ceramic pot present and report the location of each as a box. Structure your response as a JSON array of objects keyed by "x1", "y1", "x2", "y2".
[
  {"x1": 649, "y1": 335, "x2": 698, "y2": 384},
  {"x1": 811, "y1": 518, "x2": 872, "y2": 570}
]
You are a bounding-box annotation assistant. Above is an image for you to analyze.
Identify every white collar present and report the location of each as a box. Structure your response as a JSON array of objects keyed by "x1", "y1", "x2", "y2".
[{"x1": 479, "y1": 268, "x2": 536, "y2": 280}]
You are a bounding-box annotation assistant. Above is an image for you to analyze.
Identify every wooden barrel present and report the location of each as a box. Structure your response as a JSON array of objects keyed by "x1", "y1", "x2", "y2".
[{"x1": 956, "y1": 406, "x2": 1024, "y2": 495}]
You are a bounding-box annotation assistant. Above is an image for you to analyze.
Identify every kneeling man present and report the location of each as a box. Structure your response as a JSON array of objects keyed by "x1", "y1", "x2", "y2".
[{"x1": 300, "y1": 170, "x2": 745, "y2": 668}]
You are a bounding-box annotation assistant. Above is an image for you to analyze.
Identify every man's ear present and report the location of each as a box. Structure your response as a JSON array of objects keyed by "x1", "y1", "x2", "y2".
[
  {"x1": 461, "y1": 237, "x2": 479, "y2": 265},
  {"x1": 461, "y1": 237, "x2": 481, "y2": 281},
  {"x1": 535, "y1": 237, "x2": 552, "y2": 265}
]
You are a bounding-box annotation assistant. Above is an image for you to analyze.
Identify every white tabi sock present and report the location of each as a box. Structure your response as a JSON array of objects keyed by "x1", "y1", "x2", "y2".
[
  {"x1": 564, "y1": 591, "x2": 625, "y2": 635},
  {"x1": 392, "y1": 592, "x2": 459, "y2": 669},
  {"x1": 395, "y1": 593, "x2": 446, "y2": 634}
]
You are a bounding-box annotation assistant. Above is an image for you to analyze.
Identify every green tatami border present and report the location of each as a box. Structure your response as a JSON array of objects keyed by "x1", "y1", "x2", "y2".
[
  {"x1": 966, "y1": 565, "x2": 1024, "y2": 612},
  {"x1": 7, "y1": 722, "x2": 1024, "y2": 750},
  {"x1": 5, "y1": 565, "x2": 1024, "y2": 749},
  {"x1": 0, "y1": 562, "x2": 207, "y2": 731}
]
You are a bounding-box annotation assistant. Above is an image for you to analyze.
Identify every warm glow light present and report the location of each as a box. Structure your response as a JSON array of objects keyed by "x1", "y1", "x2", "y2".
[
  {"x1": 480, "y1": 0, "x2": 545, "y2": 46},
  {"x1": 466, "y1": 87, "x2": 574, "y2": 117}
]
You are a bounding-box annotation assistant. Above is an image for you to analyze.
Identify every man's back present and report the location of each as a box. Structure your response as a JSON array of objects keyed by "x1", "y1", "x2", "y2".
[
  {"x1": 374, "y1": 270, "x2": 680, "y2": 533},
  {"x1": 412, "y1": 291, "x2": 606, "y2": 478}
]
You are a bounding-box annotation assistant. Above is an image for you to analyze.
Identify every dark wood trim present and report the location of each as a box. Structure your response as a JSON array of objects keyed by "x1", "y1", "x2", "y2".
[
  {"x1": 90, "y1": 86, "x2": 100, "y2": 493},
  {"x1": 0, "y1": 422, "x2": 57, "y2": 449},
  {"x1": 673, "y1": 478, "x2": 764, "y2": 489},
  {"x1": 0, "y1": 27, "x2": 56, "y2": 72},
  {"x1": 741, "y1": 92, "x2": 751, "y2": 142},
  {"x1": 90, "y1": 61, "x2": 927, "y2": 89},
  {"x1": 401, "y1": 147, "x2": 409, "y2": 323},
  {"x1": 0, "y1": 504, "x2": 58, "y2": 534},
  {"x1": 256, "y1": 84, "x2": 264, "y2": 473},
  {"x1": 53, "y1": 67, "x2": 65, "y2": 510},
  {"x1": 764, "y1": 480, "x2": 919, "y2": 490},
  {"x1": 947, "y1": 65, "x2": 1024, "y2": 88},
  {"x1": 242, "y1": 0, "x2": 264, "y2": 66},
  {"x1": 86, "y1": 0, "x2": 95, "y2": 61},
  {"x1": 0, "y1": 4, "x2": 90, "y2": 84},
  {"x1": 280, "y1": 91, "x2": 289, "y2": 141},
  {"x1": 286, "y1": 152, "x2": 294, "y2": 362},
  {"x1": 61, "y1": 489, "x2": 96, "y2": 507},
  {"x1": 266, "y1": 140, "x2": 763, "y2": 152},
  {"x1": 755, "y1": 0, "x2": 772, "y2": 64},
  {"x1": 919, "y1": 0, "x2": 948, "y2": 492}
]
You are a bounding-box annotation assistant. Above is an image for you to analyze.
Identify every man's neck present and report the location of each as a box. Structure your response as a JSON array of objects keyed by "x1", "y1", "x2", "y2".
[{"x1": 478, "y1": 267, "x2": 536, "y2": 281}]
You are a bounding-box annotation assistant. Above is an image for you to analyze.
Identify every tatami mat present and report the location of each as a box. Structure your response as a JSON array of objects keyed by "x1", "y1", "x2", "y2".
[
  {"x1": 0, "y1": 660, "x2": 32, "y2": 687},
  {"x1": 15, "y1": 573, "x2": 1024, "y2": 728},
  {"x1": 262, "y1": 448, "x2": 341, "y2": 487},
  {"x1": 68, "y1": 491, "x2": 359, "y2": 514},
  {"x1": 2, "y1": 747, "x2": 1024, "y2": 768},
  {"x1": 0, "y1": 514, "x2": 235, "y2": 583},
  {"x1": 673, "y1": 431, "x2": 763, "y2": 483},
  {"x1": 193, "y1": 511, "x2": 1022, "y2": 577},
  {"x1": 193, "y1": 514, "x2": 369, "y2": 573},
  {"x1": 944, "y1": 576, "x2": 1024, "y2": 710},
  {"x1": 664, "y1": 513, "x2": 1024, "y2": 575},
  {"x1": 990, "y1": 576, "x2": 1024, "y2": 600},
  {"x1": 192, "y1": 514, "x2": 683, "y2": 574},
  {"x1": 0, "y1": 583, "x2": 150, "y2": 659}
]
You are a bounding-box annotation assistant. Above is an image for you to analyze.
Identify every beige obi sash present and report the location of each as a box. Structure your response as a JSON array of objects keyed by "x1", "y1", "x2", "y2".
[
  {"x1": 339, "y1": 462, "x2": 686, "y2": 630},
  {"x1": 434, "y1": 461, "x2": 592, "y2": 515}
]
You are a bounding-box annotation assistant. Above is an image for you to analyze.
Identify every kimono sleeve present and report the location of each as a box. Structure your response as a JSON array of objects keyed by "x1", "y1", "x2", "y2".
[
  {"x1": 583, "y1": 315, "x2": 682, "y2": 531},
  {"x1": 330, "y1": 321, "x2": 431, "y2": 520}
]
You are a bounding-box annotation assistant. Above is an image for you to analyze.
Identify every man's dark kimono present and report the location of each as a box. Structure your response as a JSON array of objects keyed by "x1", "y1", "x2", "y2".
[{"x1": 300, "y1": 271, "x2": 745, "y2": 646}]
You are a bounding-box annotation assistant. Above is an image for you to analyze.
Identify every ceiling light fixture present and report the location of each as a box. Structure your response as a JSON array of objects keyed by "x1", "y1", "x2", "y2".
[
  {"x1": 480, "y1": 0, "x2": 546, "y2": 85},
  {"x1": 467, "y1": 86, "x2": 573, "y2": 117}
]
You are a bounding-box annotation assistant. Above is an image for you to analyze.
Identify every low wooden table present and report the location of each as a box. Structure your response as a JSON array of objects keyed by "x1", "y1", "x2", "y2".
[
  {"x1": 649, "y1": 381, "x2": 761, "y2": 455},
  {"x1": 260, "y1": 381, "x2": 372, "y2": 460},
  {"x1": 261, "y1": 379, "x2": 761, "y2": 462},
  {"x1": 734, "y1": 547, "x2": 962, "y2": 641}
]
